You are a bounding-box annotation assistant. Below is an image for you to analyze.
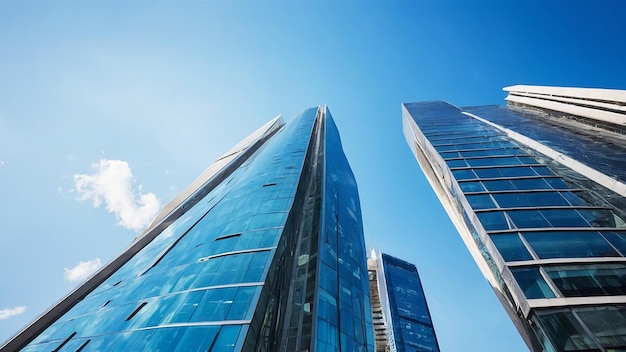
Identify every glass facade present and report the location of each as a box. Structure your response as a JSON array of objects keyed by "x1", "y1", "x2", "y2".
[
  {"x1": 368, "y1": 250, "x2": 440, "y2": 352},
  {"x1": 7, "y1": 106, "x2": 375, "y2": 351},
  {"x1": 403, "y1": 98, "x2": 626, "y2": 352}
]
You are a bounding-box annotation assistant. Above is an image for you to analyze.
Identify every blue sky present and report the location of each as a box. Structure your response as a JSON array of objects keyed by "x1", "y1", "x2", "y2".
[{"x1": 1, "y1": 1, "x2": 625, "y2": 350}]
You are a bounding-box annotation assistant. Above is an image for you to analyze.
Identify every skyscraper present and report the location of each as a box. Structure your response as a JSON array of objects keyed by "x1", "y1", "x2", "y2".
[
  {"x1": 368, "y1": 250, "x2": 440, "y2": 352},
  {"x1": 402, "y1": 85, "x2": 626, "y2": 352},
  {"x1": 3, "y1": 106, "x2": 375, "y2": 351}
]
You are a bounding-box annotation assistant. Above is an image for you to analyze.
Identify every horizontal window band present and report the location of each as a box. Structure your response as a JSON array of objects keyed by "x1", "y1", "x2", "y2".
[
  {"x1": 27, "y1": 321, "x2": 254, "y2": 346},
  {"x1": 487, "y1": 227, "x2": 626, "y2": 235},
  {"x1": 473, "y1": 205, "x2": 613, "y2": 213},
  {"x1": 55, "y1": 282, "x2": 266, "y2": 322},
  {"x1": 464, "y1": 189, "x2": 585, "y2": 195},
  {"x1": 443, "y1": 153, "x2": 527, "y2": 161},
  {"x1": 450, "y1": 164, "x2": 544, "y2": 171},
  {"x1": 457, "y1": 175, "x2": 562, "y2": 182},
  {"x1": 432, "y1": 140, "x2": 510, "y2": 147}
]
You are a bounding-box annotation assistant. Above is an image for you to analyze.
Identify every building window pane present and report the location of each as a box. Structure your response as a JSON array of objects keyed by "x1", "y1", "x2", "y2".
[
  {"x1": 602, "y1": 231, "x2": 626, "y2": 254},
  {"x1": 576, "y1": 306, "x2": 626, "y2": 350},
  {"x1": 545, "y1": 178, "x2": 569, "y2": 189},
  {"x1": 535, "y1": 311, "x2": 599, "y2": 351},
  {"x1": 507, "y1": 210, "x2": 551, "y2": 228},
  {"x1": 511, "y1": 178, "x2": 551, "y2": 190},
  {"x1": 482, "y1": 180, "x2": 516, "y2": 191},
  {"x1": 517, "y1": 156, "x2": 539, "y2": 164},
  {"x1": 532, "y1": 166, "x2": 555, "y2": 176},
  {"x1": 500, "y1": 167, "x2": 537, "y2": 177},
  {"x1": 579, "y1": 209, "x2": 626, "y2": 228},
  {"x1": 522, "y1": 231, "x2": 620, "y2": 259},
  {"x1": 466, "y1": 194, "x2": 496, "y2": 210},
  {"x1": 494, "y1": 192, "x2": 569, "y2": 208},
  {"x1": 477, "y1": 212, "x2": 510, "y2": 231},
  {"x1": 459, "y1": 181, "x2": 485, "y2": 193},
  {"x1": 467, "y1": 157, "x2": 522, "y2": 167},
  {"x1": 446, "y1": 159, "x2": 467, "y2": 168},
  {"x1": 561, "y1": 192, "x2": 586, "y2": 206},
  {"x1": 511, "y1": 267, "x2": 555, "y2": 299},
  {"x1": 452, "y1": 169, "x2": 476, "y2": 181},
  {"x1": 491, "y1": 234, "x2": 533, "y2": 262},
  {"x1": 544, "y1": 264, "x2": 626, "y2": 297},
  {"x1": 540, "y1": 209, "x2": 590, "y2": 227}
]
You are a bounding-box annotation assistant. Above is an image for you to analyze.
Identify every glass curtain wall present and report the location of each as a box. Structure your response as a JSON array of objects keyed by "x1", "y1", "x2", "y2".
[
  {"x1": 403, "y1": 101, "x2": 626, "y2": 352},
  {"x1": 16, "y1": 107, "x2": 375, "y2": 352}
]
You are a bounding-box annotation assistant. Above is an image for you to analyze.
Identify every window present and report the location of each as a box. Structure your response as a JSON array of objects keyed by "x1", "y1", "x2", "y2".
[
  {"x1": 576, "y1": 307, "x2": 626, "y2": 350},
  {"x1": 510, "y1": 267, "x2": 555, "y2": 299},
  {"x1": 494, "y1": 192, "x2": 569, "y2": 208},
  {"x1": 483, "y1": 180, "x2": 516, "y2": 191},
  {"x1": 491, "y1": 234, "x2": 533, "y2": 261},
  {"x1": 458, "y1": 181, "x2": 484, "y2": 192},
  {"x1": 522, "y1": 231, "x2": 620, "y2": 259},
  {"x1": 508, "y1": 210, "x2": 550, "y2": 228},
  {"x1": 466, "y1": 194, "x2": 496, "y2": 210},
  {"x1": 477, "y1": 211, "x2": 509, "y2": 231},
  {"x1": 544, "y1": 264, "x2": 626, "y2": 297},
  {"x1": 535, "y1": 311, "x2": 599, "y2": 351}
]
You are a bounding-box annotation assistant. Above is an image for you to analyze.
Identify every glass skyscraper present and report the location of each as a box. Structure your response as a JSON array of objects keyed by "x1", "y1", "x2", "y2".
[
  {"x1": 4, "y1": 106, "x2": 375, "y2": 351},
  {"x1": 368, "y1": 250, "x2": 440, "y2": 352},
  {"x1": 402, "y1": 85, "x2": 626, "y2": 352}
]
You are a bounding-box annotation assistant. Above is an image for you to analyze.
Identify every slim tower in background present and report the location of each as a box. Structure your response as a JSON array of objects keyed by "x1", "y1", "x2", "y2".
[
  {"x1": 402, "y1": 85, "x2": 626, "y2": 352},
  {"x1": 4, "y1": 106, "x2": 375, "y2": 351},
  {"x1": 368, "y1": 250, "x2": 440, "y2": 352}
]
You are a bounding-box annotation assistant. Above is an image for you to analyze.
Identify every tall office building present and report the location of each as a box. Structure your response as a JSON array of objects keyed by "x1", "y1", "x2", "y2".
[
  {"x1": 368, "y1": 250, "x2": 440, "y2": 352},
  {"x1": 4, "y1": 106, "x2": 375, "y2": 351},
  {"x1": 402, "y1": 85, "x2": 626, "y2": 352}
]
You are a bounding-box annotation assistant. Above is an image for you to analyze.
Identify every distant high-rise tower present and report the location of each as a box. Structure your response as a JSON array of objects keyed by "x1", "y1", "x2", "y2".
[
  {"x1": 402, "y1": 85, "x2": 626, "y2": 352},
  {"x1": 4, "y1": 107, "x2": 375, "y2": 351},
  {"x1": 368, "y1": 250, "x2": 440, "y2": 352}
]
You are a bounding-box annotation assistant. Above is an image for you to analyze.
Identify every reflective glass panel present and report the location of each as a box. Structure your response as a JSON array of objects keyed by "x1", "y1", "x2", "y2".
[
  {"x1": 466, "y1": 157, "x2": 522, "y2": 167},
  {"x1": 511, "y1": 178, "x2": 552, "y2": 190},
  {"x1": 482, "y1": 180, "x2": 516, "y2": 191},
  {"x1": 576, "y1": 307, "x2": 626, "y2": 350},
  {"x1": 540, "y1": 209, "x2": 590, "y2": 227},
  {"x1": 466, "y1": 194, "x2": 496, "y2": 210},
  {"x1": 602, "y1": 231, "x2": 626, "y2": 255},
  {"x1": 458, "y1": 181, "x2": 485, "y2": 193},
  {"x1": 507, "y1": 210, "x2": 550, "y2": 228},
  {"x1": 477, "y1": 212, "x2": 509, "y2": 231},
  {"x1": 446, "y1": 159, "x2": 467, "y2": 168},
  {"x1": 522, "y1": 231, "x2": 620, "y2": 259},
  {"x1": 452, "y1": 169, "x2": 476, "y2": 180},
  {"x1": 511, "y1": 267, "x2": 555, "y2": 299},
  {"x1": 494, "y1": 192, "x2": 569, "y2": 208},
  {"x1": 544, "y1": 264, "x2": 626, "y2": 297},
  {"x1": 490, "y1": 234, "x2": 533, "y2": 262},
  {"x1": 535, "y1": 311, "x2": 599, "y2": 351}
]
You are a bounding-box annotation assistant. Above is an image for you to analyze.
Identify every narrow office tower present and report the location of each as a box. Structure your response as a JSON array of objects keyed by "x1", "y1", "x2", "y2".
[
  {"x1": 403, "y1": 85, "x2": 626, "y2": 352},
  {"x1": 368, "y1": 250, "x2": 440, "y2": 352},
  {"x1": 4, "y1": 106, "x2": 375, "y2": 352}
]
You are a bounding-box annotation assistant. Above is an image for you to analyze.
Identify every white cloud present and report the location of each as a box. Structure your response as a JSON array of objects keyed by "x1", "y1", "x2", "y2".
[
  {"x1": 0, "y1": 160, "x2": 4, "y2": 167},
  {"x1": 0, "y1": 306, "x2": 27, "y2": 320},
  {"x1": 64, "y1": 258, "x2": 102, "y2": 282},
  {"x1": 74, "y1": 159, "x2": 160, "y2": 231}
]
